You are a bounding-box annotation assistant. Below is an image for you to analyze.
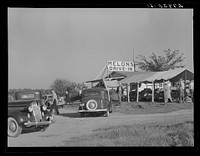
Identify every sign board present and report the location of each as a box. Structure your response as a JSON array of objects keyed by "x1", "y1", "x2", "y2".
[{"x1": 107, "y1": 60, "x2": 135, "y2": 72}]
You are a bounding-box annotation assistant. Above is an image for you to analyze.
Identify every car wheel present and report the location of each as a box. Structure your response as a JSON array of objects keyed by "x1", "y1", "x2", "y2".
[{"x1": 8, "y1": 117, "x2": 22, "y2": 137}]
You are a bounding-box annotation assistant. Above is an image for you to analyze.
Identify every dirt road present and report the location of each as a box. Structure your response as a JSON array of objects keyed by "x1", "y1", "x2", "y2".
[{"x1": 7, "y1": 107, "x2": 193, "y2": 147}]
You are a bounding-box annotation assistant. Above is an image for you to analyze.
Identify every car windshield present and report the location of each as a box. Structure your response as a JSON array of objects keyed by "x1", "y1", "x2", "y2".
[
  {"x1": 82, "y1": 91, "x2": 100, "y2": 97},
  {"x1": 20, "y1": 93, "x2": 35, "y2": 99}
]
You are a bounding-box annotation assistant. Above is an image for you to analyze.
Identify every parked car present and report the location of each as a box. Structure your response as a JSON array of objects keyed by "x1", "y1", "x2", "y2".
[
  {"x1": 78, "y1": 87, "x2": 113, "y2": 117},
  {"x1": 154, "y1": 88, "x2": 164, "y2": 102},
  {"x1": 171, "y1": 89, "x2": 180, "y2": 102},
  {"x1": 154, "y1": 88, "x2": 180, "y2": 102},
  {"x1": 129, "y1": 89, "x2": 137, "y2": 101},
  {"x1": 57, "y1": 96, "x2": 66, "y2": 107},
  {"x1": 8, "y1": 90, "x2": 54, "y2": 137},
  {"x1": 43, "y1": 94, "x2": 53, "y2": 109},
  {"x1": 140, "y1": 88, "x2": 152, "y2": 101}
]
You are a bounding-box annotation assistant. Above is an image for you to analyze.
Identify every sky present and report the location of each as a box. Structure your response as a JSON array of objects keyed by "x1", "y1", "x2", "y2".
[{"x1": 8, "y1": 8, "x2": 193, "y2": 89}]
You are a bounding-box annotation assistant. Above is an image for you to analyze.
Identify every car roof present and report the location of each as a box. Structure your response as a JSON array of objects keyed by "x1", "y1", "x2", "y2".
[
  {"x1": 83, "y1": 87, "x2": 107, "y2": 92},
  {"x1": 15, "y1": 90, "x2": 41, "y2": 94},
  {"x1": 43, "y1": 94, "x2": 53, "y2": 96}
]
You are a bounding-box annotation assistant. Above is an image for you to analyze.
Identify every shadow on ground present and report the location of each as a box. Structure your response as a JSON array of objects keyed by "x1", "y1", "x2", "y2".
[
  {"x1": 59, "y1": 112, "x2": 105, "y2": 118},
  {"x1": 59, "y1": 112, "x2": 81, "y2": 118},
  {"x1": 21, "y1": 127, "x2": 41, "y2": 135}
]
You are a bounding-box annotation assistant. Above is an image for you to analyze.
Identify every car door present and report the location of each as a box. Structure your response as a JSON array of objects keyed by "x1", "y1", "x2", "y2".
[{"x1": 104, "y1": 90, "x2": 110, "y2": 109}]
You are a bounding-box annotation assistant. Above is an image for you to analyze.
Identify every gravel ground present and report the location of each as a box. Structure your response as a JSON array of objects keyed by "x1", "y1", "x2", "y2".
[{"x1": 7, "y1": 104, "x2": 193, "y2": 147}]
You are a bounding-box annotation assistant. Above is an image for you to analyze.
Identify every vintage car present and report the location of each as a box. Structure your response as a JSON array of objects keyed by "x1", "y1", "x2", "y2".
[
  {"x1": 43, "y1": 93, "x2": 66, "y2": 108},
  {"x1": 139, "y1": 88, "x2": 152, "y2": 101},
  {"x1": 8, "y1": 90, "x2": 54, "y2": 137},
  {"x1": 78, "y1": 87, "x2": 113, "y2": 117},
  {"x1": 43, "y1": 94, "x2": 53, "y2": 109},
  {"x1": 57, "y1": 96, "x2": 66, "y2": 107}
]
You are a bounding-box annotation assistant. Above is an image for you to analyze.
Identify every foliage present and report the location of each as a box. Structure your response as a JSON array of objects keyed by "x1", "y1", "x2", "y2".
[
  {"x1": 136, "y1": 49, "x2": 185, "y2": 71},
  {"x1": 8, "y1": 79, "x2": 87, "y2": 97},
  {"x1": 50, "y1": 78, "x2": 87, "y2": 96}
]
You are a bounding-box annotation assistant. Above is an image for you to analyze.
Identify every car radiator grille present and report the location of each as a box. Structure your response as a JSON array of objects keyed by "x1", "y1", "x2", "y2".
[{"x1": 32, "y1": 104, "x2": 43, "y2": 122}]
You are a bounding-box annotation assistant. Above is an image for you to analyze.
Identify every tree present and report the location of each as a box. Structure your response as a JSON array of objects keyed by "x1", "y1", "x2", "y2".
[
  {"x1": 136, "y1": 49, "x2": 185, "y2": 72},
  {"x1": 50, "y1": 78, "x2": 87, "y2": 96}
]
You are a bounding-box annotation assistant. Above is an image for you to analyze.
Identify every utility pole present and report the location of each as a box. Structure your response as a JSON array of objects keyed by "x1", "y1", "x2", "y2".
[{"x1": 133, "y1": 48, "x2": 136, "y2": 72}]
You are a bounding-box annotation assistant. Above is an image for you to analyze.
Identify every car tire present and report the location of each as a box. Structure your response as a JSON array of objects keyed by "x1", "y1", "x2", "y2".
[{"x1": 8, "y1": 117, "x2": 22, "y2": 137}]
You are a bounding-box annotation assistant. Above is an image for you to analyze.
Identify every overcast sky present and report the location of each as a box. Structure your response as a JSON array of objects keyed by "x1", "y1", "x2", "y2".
[{"x1": 8, "y1": 8, "x2": 193, "y2": 89}]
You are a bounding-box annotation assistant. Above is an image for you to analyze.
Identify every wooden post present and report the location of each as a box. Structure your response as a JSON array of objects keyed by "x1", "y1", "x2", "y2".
[
  {"x1": 127, "y1": 83, "x2": 130, "y2": 102},
  {"x1": 184, "y1": 69, "x2": 187, "y2": 101},
  {"x1": 136, "y1": 82, "x2": 139, "y2": 102},
  {"x1": 163, "y1": 80, "x2": 166, "y2": 106},
  {"x1": 152, "y1": 81, "x2": 154, "y2": 102}
]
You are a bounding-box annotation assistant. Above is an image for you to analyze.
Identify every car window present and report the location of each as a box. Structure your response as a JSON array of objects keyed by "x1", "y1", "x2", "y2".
[
  {"x1": 21, "y1": 93, "x2": 35, "y2": 99},
  {"x1": 16, "y1": 93, "x2": 35, "y2": 100},
  {"x1": 82, "y1": 91, "x2": 100, "y2": 97}
]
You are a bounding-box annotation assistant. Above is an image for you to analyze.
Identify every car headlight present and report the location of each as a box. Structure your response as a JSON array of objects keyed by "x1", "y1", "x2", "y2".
[
  {"x1": 28, "y1": 105, "x2": 33, "y2": 112},
  {"x1": 28, "y1": 101, "x2": 37, "y2": 112},
  {"x1": 42, "y1": 105, "x2": 47, "y2": 111}
]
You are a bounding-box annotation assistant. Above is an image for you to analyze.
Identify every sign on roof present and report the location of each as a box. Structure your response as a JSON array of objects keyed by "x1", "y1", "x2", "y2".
[{"x1": 107, "y1": 60, "x2": 135, "y2": 72}]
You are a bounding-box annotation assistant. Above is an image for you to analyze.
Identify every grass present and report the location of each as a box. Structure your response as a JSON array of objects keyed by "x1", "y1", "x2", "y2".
[
  {"x1": 63, "y1": 121, "x2": 194, "y2": 146},
  {"x1": 113, "y1": 101, "x2": 193, "y2": 114},
  {"x1": 61, "y1": 101, "x2": 193, "y2": 146},
  {"x1": 63, "y1": 101, "x2": 193, "y2": 114}
]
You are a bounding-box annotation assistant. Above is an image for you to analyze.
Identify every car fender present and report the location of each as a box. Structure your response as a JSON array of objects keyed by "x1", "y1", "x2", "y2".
[{"x1": 8, "y1": 111, "x2": 27, "y2": 127}]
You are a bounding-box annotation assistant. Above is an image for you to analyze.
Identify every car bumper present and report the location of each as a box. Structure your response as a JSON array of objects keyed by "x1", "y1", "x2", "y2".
[
  {"x1": 78, "y1": 109, "x2": 107, "y2": 113},
  {"x1": 24, "y1": 119, "x2": 55, "y2": 126}
]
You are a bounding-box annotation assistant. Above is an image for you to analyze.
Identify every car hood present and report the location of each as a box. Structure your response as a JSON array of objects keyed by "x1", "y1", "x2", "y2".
[{"x1": 8, "y1": 99, "x2": 42, "y2": 108}]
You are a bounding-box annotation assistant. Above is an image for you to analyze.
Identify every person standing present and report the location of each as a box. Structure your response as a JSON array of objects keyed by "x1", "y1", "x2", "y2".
[
  {"x1": 117, "y1": 83, "x2": 123, "y2": 103},
  {"x1": 65, "y1": 90, "x2": 69, "y2": 104},
  {"x1": 167, "y1": 80, "x2": 172, "y2": 102},
  {"x1": 179, "y1": 78, "x2": 185, "y2": 103},
  {"x1": 50, "y1": 89, "x2": 60, "y2": 115},
  {"x1": 164, "y1": 80, "x2": 172, "y2": 105},
  {"x1": 189, "y1": 80, "x2": 194, "y2": 102}
]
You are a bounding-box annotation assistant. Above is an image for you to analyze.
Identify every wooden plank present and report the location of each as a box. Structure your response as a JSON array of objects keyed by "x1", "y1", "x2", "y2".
[{"x1": 136, "y1": 82, "x2": 139, "y2": 102}]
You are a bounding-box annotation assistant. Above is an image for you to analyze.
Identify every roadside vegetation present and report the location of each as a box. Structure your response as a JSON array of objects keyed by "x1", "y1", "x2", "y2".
[
  {"x1": 8, "y1": 78, "x2": 87, "y2": 97},
  {"x1": 62, "y1": 101, "x2": 193, "y2": 146},
  {"x1": 64, "y1": 101, "x2": 193, "y2": 114},
  {"x1": 113, "y1": 101, "x2": 193, "y2": 114},
  {"x1": 64, "y1": 121, "x2": 194, "y2": 146}
]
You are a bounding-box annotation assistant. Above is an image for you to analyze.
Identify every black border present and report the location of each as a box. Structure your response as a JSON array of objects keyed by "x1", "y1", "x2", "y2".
[{"x1": 2, "y1": 0, "x2": 199, "y2": 154}]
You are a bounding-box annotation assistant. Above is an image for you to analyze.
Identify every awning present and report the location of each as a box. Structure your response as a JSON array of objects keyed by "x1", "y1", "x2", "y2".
[
  {"x1": 144, "y1": 68, "x2": 194, "y2": 82},
  {"x1": 103, "y1": 79, "x2": 119, "y2": 88},
  {"x1": 118, "y1": 68, "x2": 194, "y2": 83},
  {"x1": 120, "y1": 72, "x2": 155, "y2": 83}
]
